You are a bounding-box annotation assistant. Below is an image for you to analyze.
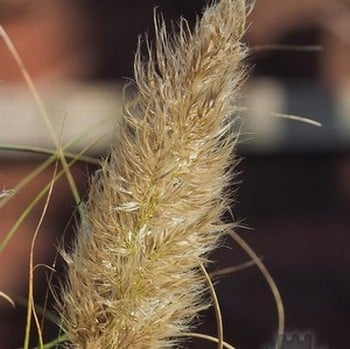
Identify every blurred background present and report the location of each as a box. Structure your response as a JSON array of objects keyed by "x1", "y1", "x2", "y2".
[{"x1": 0, "y1": 0, "x2": 349, "y2": 348}]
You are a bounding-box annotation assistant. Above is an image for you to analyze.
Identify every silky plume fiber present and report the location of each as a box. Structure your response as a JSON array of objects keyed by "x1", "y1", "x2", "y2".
[{"x1": 60, "y1": 0, "x2": 248, "y2": 348}]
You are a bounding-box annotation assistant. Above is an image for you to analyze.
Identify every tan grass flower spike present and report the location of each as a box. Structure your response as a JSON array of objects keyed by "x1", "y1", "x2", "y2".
[{"x1": 60, "y1": 0, "x2": 248, "y2": 347}]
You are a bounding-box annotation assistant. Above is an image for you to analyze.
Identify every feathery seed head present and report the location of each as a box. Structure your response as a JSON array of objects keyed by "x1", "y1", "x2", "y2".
[{"x1": 59, "y1": 1, "x2": 248, "y2": 348}]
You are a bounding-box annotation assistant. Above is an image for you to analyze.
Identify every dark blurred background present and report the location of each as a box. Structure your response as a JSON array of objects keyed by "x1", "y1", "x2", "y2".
[{"x1": 0, "y1": 0, "x2": 350, "y2": 348}]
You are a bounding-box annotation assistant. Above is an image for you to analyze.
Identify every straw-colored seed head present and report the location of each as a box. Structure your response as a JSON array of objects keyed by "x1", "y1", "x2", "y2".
[{"x1": 60, "y1": 0, "x2": 248, "y2": 348}]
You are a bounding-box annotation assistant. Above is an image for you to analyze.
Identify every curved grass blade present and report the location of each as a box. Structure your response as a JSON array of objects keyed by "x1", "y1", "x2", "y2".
[
  {"x1": 23, "y1": 162, "x2": 58, "y2": 349},
  {"x1": 229, "y1": 230, "x2": 285, "y2": 348},
  {"x1": 183, "y1": 333, "x2": 236, "y2": 349},
  {"x1": 0, "y1": 144, "x2": 100, "y2": 165},
  {"x1": 200, "y1": 264, "x2": 224, "y2": 349}
]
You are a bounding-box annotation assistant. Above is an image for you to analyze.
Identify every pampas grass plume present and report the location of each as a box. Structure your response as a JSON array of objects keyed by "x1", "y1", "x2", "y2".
[{"x1": 60, "y1": 0, "x2": 248, "y2": 347}]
